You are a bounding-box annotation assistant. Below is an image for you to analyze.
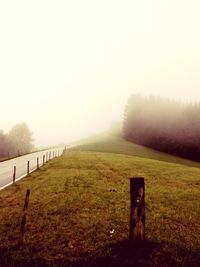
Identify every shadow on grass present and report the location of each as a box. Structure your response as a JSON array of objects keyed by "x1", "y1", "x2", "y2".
[
  {"x1": 0, "y1": 240, "x2": 199, "y2": 267},
  {"x1": 76, "y1": 240, "x2": 200, "y2": 267}
]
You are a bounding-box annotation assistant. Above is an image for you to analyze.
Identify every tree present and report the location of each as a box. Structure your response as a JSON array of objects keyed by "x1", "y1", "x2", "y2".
[
  {"x1": 123, "y1": 94, "x2": 200, "y2": 161},
  {"x1": 7, "y1": 123, "x2": 33, "y2": 156},
  {"x1": 0, "y1": 131, "x2": 7, "y2": 157}
]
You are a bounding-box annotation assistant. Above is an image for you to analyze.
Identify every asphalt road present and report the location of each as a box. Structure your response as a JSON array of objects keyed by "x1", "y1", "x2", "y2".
[{"x1": 0, "y1": 147, "x2": 65, "y2": 190}]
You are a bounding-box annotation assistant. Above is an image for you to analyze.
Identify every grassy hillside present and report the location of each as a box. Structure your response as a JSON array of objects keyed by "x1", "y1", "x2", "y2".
[
  {"x1": 0, "y1": 136, "x2": 199, "y2": 266},
  {"x1": 0, "y1": 157, "x2": 8, "y2": 162},
  {"x1": 71, "y1": 134, "x2": 200, "y2": 168}
]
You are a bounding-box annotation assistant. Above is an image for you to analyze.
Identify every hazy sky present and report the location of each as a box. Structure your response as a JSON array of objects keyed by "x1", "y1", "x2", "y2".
[{"x1": 1, "y1": 0, "x2": 200, "y2": 146}]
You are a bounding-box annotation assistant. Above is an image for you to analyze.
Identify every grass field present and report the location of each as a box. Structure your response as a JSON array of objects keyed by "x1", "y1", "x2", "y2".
[
  {"x1": 0, "y1": 135, "x2": 200, "y2": 266},
  {"x1": 71, "y1": 134, "x2": 200, "y2": 168},
  {"x1": 0, "y1": 157, "x2": 8, "y2": 162}
]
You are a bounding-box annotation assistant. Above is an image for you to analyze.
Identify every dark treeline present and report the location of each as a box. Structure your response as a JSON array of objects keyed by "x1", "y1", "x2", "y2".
[
  {"x1": 123, "y1": 94, "x2": 200, "y2": 161},
  {"x1": 0, "y1": 123, "x2": 33, "y2": 159}
]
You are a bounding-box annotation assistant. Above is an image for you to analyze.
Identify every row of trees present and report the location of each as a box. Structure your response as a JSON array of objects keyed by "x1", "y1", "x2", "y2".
[
  {"x1": 123, "y1": 94, "x2": 200, "y2": 161},
  {"x1": 0, "y1": 123, "x2": 33, "y2": 159}
]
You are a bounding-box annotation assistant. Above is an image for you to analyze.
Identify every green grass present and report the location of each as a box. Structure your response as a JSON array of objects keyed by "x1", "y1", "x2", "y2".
[
  {"x1": 71, "y1": 134, "x2": 200, "y2": 168},
  {"x1": 0, "y1": 157, "x2": 8, "y2": 162},
  {"x1": 0, "y1": 136, "x2": 200, "y2": 266}
]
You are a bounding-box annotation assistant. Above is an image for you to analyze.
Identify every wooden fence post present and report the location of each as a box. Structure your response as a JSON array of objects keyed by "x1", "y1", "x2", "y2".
[
  {"x1": 46, "y1": 152, "x2": 48, "y2": 161},
  {"x1": 13, "y1": 166, "x2": 16, "y2": 183},
  {"x1": 43, "y1": 155, "x2": 45, "y2": 165},
  {"x1": 129, "y1": 177, "x2": 145, "y2": 243},
  {"x1": 18, "y1": 189, "x2": 30, "y2": 246},
  {"x1": 37, "y1": 157, "x2": 39, "y2": 169},
  {"x1": 27, "y1": 161, "x2": 30, "y2": 176}
]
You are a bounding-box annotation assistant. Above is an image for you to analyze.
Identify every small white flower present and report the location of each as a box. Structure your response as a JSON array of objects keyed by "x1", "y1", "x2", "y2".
[
  {"x1": 110, "y1": 229, "x2": 115, "y2": 234},
  {"x1": 110, "y1": 229, "x2": 115, "y2": 237}
]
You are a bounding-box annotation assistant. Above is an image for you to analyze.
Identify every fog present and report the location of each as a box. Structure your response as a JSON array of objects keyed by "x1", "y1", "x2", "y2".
[{"x1": 1, "y1": 0, "x2": 200, "y2": 147}]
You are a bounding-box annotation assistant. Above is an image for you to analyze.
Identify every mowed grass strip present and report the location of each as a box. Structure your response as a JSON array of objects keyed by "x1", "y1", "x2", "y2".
[{"x1": 0, "y1": 150, "x2": 200, "y2": 266}]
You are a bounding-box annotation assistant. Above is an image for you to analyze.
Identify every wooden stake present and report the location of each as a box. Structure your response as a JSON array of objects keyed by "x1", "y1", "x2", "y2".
[
  {"x1": 129, "y1": 177, "x2": 145, "y2": 243},
  {"x1": 27, "y1": 161, "x2": 30, "y2": 176},
  {"x1": 43, "y1": 155, "x2": 45, "y2": 164},
  {"x1": 18, "y1": 189, "x2": 30, "y2": 246},
  {"x1": 13, "y1": 166, "x2": 16, "y2": 183},
  {"x1": 37, "y1": 157, "x2": 39, "y2": 169}
]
